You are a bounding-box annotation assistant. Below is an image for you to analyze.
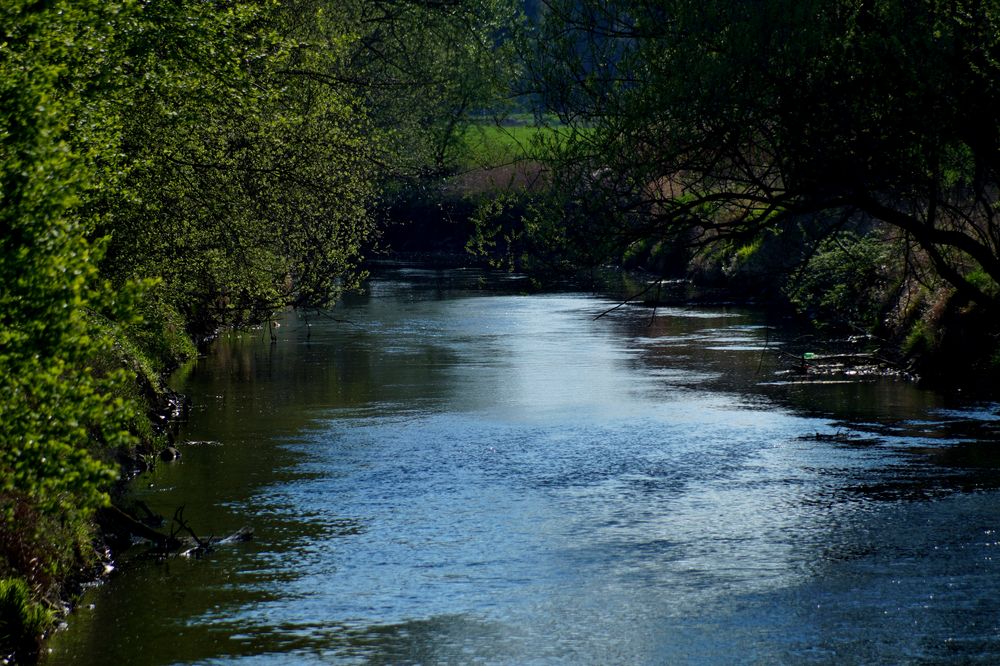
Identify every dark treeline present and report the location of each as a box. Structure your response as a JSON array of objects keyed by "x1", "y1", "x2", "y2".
[{"x1": 4, "y1": 0, "x2": 1000, "y2": 660}]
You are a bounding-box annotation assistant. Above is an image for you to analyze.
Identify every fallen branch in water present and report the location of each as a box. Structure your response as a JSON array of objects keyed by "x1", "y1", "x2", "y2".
[
  {"x1": 97, "y1": 505, "x2": 252, "y2": 557},
  {"x1": 170, "y1": 506, "x2": 213, "y2": 556},
  {"x1": 97, "y1": 506, "x2": 181, "y2": 551},
  {"x1": 593, "y1": 280, "x2": 662, "y2": 320}
]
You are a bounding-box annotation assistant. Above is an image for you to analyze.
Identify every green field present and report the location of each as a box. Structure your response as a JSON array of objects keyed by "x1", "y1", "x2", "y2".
[
  {"x1": 457, "y1": 119, "x2": 583, "y2": 170},
  {"x1": 458, "y1": 124, "x2": 546, "y2": 168}
]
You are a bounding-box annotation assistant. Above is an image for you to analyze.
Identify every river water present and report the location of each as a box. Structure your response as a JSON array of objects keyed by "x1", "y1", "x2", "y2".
[{"x1": 46, "y1": 266, "x2": 1000, "y2": 664}]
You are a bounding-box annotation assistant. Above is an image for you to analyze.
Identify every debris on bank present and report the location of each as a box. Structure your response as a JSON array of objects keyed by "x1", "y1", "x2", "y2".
[{"x1": 775, "y1": 349, "x2": 916, "y2": 381}]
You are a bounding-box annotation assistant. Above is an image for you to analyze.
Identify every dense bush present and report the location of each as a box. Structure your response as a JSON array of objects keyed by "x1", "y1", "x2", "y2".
[
  {"x1": 1, "y1": 2, "x2": 141, "y2": 657},
  {"x1": 785, "y1": 232, "x2": 896, "y2": 331}
]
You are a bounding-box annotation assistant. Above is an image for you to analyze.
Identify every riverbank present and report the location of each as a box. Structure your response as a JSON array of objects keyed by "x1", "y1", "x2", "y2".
[{"x1": 19, "y1": 253, "x2": 996, "y2": 660}]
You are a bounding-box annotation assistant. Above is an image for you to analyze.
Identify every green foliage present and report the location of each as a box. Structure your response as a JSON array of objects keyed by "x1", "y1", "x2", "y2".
[
  {"x1": 1, "y1": 9, "x2": 142, "y2": 642},
  {"x1": 330, "y1": 0, "x2": 525, "y2": 177},
  {"x1": 1, "y1": 1, "x2": 136, "y2": 522},
  {"x1": 1, "y1": 3, "x2": 523, "y2": 652},
  {"x1": 735, "y1": 239, "x2": 764, "y2": 265},
  {"x1": 903, "y1": 319, "x2": 938, "y2": 357},
  {"x1": 90, "y1": 0, "x2": 376, "y2": 333},
  {"x1": 96, "y1": 0, "x2": 523, "y2": 334},
  {"x1": 785, "y1": 232, "x2": 895, "y2": 331},
  {"x1": 965, "y1": 268, "x2": 1000, "y2": 298},
  {"x1": 467, "y1": 193, "x2": 530, "y2": 268},
  {"x1": 124, "y1": 290, "x2": 199, "y2": 372}
]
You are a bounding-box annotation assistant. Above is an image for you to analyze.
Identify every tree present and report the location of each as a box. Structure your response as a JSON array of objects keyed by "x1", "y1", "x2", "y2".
[
  {"x1": 98, "y1": 0, "x2": 524, "y2": 336},
  {"x1": 97, "y1": 0, "x2": 378, "y2": 333},
  {"x1": 1, "y1": 0, "x2": 136, "y2": 518},
  {"x1": 531, "y1": 0, "x2": 1000, "y2": 309},
  {"x1": 328, "y1": 0, "x2": 525, "y2": 177}
]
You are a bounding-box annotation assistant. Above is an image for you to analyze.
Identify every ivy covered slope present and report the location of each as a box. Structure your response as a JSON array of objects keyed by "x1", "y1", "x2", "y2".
[{"x1": 1, "y1": 0, "x2": 522, "y2": 661}]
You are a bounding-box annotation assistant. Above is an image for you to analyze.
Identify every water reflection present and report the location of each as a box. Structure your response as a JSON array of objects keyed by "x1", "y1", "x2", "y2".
[{"x1": 45, "y1": 266, "x2": 1000, "y2": 664}]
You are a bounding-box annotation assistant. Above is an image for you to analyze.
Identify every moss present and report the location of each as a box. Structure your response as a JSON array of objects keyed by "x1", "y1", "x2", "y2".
[{"x1": 965, "y1": 268, "x2": 1000, "y2": 298}]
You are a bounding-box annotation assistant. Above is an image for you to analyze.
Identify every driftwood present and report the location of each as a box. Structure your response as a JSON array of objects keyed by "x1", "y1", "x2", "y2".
[
  {"x1": 133, "y1": 499, "x2": 164, "y2": 527},
  {"x1": 168, "y1": 506, "x2": 253, "y2": 557}
]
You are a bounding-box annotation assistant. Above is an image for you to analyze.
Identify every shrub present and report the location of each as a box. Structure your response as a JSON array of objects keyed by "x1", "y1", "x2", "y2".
[{"x1": 785, "y1": 232, "x2": 895, "y2": 332}]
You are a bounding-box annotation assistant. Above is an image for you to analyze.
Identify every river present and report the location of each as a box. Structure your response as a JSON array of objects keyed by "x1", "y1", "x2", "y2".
[{"x1": 45, "y1": 266, "x2": 1000, "y2": 664}]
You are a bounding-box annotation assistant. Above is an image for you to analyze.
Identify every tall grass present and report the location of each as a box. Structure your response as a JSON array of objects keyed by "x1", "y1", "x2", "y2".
[{"x1": 0, "y1": 578, "x2": 52, "y2": 662}]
